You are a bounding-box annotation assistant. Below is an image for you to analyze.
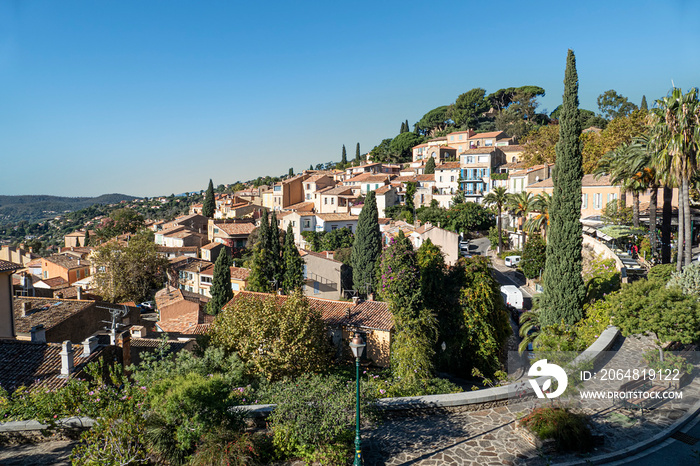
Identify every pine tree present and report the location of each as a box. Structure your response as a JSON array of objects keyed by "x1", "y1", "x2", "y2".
[
  {"x1": 269, "y1": 211, "x2": 283, "y2": 290},
  {"x1": 309, "y1": 164, "x2": 313, "y2": 171},
  {"x1": 282, "y1": 224, "x2": 304, "y2": 293},
  {"x1": 405, "y1": 119, "x2": 410, "y2": 133},
  {"x1": 425, "y1": 156, "x2": 436, "y2": 174},
  {"x1": 640, "y1": 95, "x2": 648, "y2": 111},
  {"x1": 351, "y1": 191, "x2": 382, "y2": 297},
  {"x1": 341, "y1": 145, "x2": 347, "y2": 165},
  {"x1": 400, "y1": 121, "x2": 405, "y2": 133},
  {"x1": 540, "y1": 50, "x2": 586, "y2": 326},
  {"x1": 288, "y1": 167, "x2": 294, "y2": 176},
  {"x1": 355, "y1": 143, "x2": 360, "y2": 163},
  {"x1": 203, "y1": 179, "x2": 216, "y2": 218},
  {"x1": 83, "y1": 230, "x2": 90, "y2": 247},
  {"x1": 207, "y1": 249, "x2": 233, "y2": 315}
]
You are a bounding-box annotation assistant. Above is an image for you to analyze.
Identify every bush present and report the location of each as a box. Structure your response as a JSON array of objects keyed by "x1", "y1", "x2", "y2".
[
  {"x1": 582, "y1": 255, "x2": 620, "y2": 303},
  {"x1": 648, "y1": 263, "x2": 675, "y2": 283},
  {"x1": 521, "y1": 234, "x2": 546, "y2": 279},
  {"x1": 574, "y1": 299, "x2": 612, "y2": 348},
  {"x1": 265, "y1": 373, "x2": 375, "y2": 465},
  {"x1": 520, "y1": 405, "x2": 593, "y2": 452},
  {"x1": 643, "y1": 350, "x2": 693, "y2": 375},
  {"x1": 489, "y1": 226, "x2": 511, "y2": 250},
  {"x1": 667, "y1": 262, "x2": 700, "y2": 298}
]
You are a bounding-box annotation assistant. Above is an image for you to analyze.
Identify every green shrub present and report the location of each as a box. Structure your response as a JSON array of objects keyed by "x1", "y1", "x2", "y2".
[
  {"x1": 583, "y1": 254, "x2": 620, "y2": 303},
  {"x1": 521, "y1": 234, "x2": 546, "y2": 279},
  {"x1": 643, "y1": 350, "x2": 693, "y2": 375},
  {"x1": 489, "y1": 226, "x2": 511, "y2": 250},
  {"x1": 71, "y1": 407, "x2": 148, "y2": 465},
  {"x1": 668, "y1": 262, "x2": 700, "y2": 298},
  {"x1": 520, "y1": 405, "x2": 593, "y2": 452},
  {"x1": 265, "y1": 373, "x2": 375, "y2": 465},
  {"x1": 575, "y1": 299, "x2": 612, "y2": 348},
  {"x1": 648, "y1": 263, "x2": 676, "y2": 283}
]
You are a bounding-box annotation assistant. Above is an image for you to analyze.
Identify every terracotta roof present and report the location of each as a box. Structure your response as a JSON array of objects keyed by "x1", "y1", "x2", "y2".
[
  {"x1": 529, "y1": 174, "x2": 614, "y2": 188},
  {"x1": 26, "y1": 258, "x2": 43, "y2": 268},
  {"x1": 201, "y1": 242, "x2": 223, "y2": 250},
  {"x1": 43, "y1": 254, "x2": 89, "y2": 270},
  {"x1": 0, "y1": 260, "x2": 23, "y2": 273},
  {"x1": 345, "y1": 173, "x2": 393, "y2": 183},
  {"x1": 13, "y1": 297, "x2": 94, "y2": 333},
  {"x1": 306, "y1": 174, "x2": 331, "y2": 183},
  {"x1": 156, "y1": 246, "x2": 199, "y2": 253},
  {"x1": 447, "y1": 130, "x2": 475, "y2": 136},
  {"x1": 230, "y1": 266, "x2": 250, "y2": 281},
  {"x1": 315, "y1": 213, "x2": 358, "y2": 222},
  {"x1": 0, "y1": 340, "x2": 104, "y2": 393},
  {"x1": 427, "y1": 137, "x2": 447, "y2": 142},
  {"x1": 38, "y1": 277, "x2": 69, "y2": 289},
  {"x1": 319, "y1": 186, "x2": 355, "y2": 196},
  {"x1": 471, "y1": 131, "x2": 505, "y2": 139},
  {"x1": 130, "y1": 337, "x2": 190, "y2": 351},
  {"x1": 214, "y1": 222, "x2": 256, "y2": 236},
  {"x1": 460, "y1": 147, "x2": 499, "y2": 154},
  {"x1": 436, "y1": 162, "x2": 461, "y2": 170},
  {"x1": 299, "y1": 248, "x2": 342, "y2": 264},
  {"x1": 157, "y1": 225, "x2": 189, "y2": 236},
  {"x1": 393, "y1": 174, "x2": 435, "y2": 183},
  {"x1": 499, "y1": 144, "x2": 524, "y2": 152},
  {"x1": 157, "y1": 309, "x2": 214, "y2": 334},
  {"x1": 285, "y1": 201, "x2": 316, "y2": 212},
  {"x1": 177, "y1": 259, "x2": 214, "y2": 273},
  {"x1": 374, "y1": 185, "x2": 394, "y2": 195},
  {"x1": 226, "y1": 292, "x2": 394, "y2": 331}
]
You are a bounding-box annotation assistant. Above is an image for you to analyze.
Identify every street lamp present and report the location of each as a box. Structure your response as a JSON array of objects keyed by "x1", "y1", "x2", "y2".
[{"x1": 349, "y1": 333, "x2": 366, "y2": 466}]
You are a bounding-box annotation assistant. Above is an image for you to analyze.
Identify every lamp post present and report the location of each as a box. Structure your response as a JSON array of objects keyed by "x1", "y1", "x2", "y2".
[{"x1": 349, "y1": 333, "x2": 366, "y2": 466}]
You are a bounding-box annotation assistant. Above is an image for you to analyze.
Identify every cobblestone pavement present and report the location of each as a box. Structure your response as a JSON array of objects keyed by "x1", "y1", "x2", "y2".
[
  {"x1": 364, "y1": 335, "x2": 700, "y2": 465},
  {"x1": 0, "y1": 439, "x2": 74, "y2": 465}
]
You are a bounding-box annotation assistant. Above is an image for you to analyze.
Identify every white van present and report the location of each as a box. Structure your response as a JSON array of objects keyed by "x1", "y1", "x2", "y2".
[{"x1": 504, "y1": 255, "x2": 521, "y2": 268}]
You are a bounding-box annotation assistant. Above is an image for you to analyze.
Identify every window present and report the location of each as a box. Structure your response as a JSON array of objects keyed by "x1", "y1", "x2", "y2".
[
  {"x1": 582, "y1": 193, "x2": 588, "y2": 208},
  {"x1": 331, "y1": 225, "x2": 338, "y2": 230},
  {"x1": 306, "y1": 184, "x2": 310, "y2": 189},
  {"x1": 304, "y1": 220, "x2": 311, "y2": 228},
  {"x1": 478, "y1": 155, "x2": 488, "y2": 163},
  {"x1": 459, "y1": 134, "x2": 463, "y2": 140},
  {"x1": 231, "y1": 283, "x2": 240, "y2": 291},
  {"x1": 439, "y1": 176, "x2": 443, "y2": 182},
  {"x1": 76, "y1": 270, "x2": 81, "y2": 279},
  {"x1": 485, "y1": 140, "x2": 493, "y2": 146},
  {"x1": 213, "y1": 227, "x2": 219, "y2": 234},
  {"x1": 346, "y1": 224, "x2": 353, "y2": 231},
  {"x1": 450, "y1": 176, "x2": 454, "y2": 182},
  {"x1": 292, "y1": 221, "x2": 296, "y2": 226},
  {"x1": 324, "y1": 198, "x2": 328, "y2": 205},
  {"x1": 450, "y1": 136, "x2": 454, "y2": 141},
  {"x1": 594, "y1": 193, "x2": 602, "y2": 209},
  {"x1": 201, "y1": 276, "x2": 212, "y2": 284},
  {"x1": 314, "y1": 281, "x2": 319, "y2": 294},
  {"x1": 331, "y1": 197, "x2": 334, "y2": 205},
  {"x1": 306, "y1": 194, "x2": 311, "y2": 200}
]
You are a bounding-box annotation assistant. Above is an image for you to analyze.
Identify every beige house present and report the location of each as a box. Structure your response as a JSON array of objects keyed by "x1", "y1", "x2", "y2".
[
  {"x1": 374, "y1": 185, "x2": 399, "y2": 218},
  {"x1": 303, "y1": 174, "x2": 335, "y2": 202},
  {"x1": 0, "y1": 260, "x2": 21, "y2": 338},
  {"x1": 64, "y1": 230, "x2": 96, "y2": 248},
  {"x1": 208, "y1": 219, "x2": 257, "y2": 249},
  {"x1": 343, "y1": 173, "x2": 393, "y2": 195},
  {"x1": 272, "y1": 174, "x2": 310, "y2": 211},
  {"x1": 300, "y1": 249, "x2": 344, "y2": 299},
  {"x1": 508, "y1": 164, "x2": 553, "y2": 194},
  {"x1": 315, "y1": 186, "x2": 357, "y2": 214}
]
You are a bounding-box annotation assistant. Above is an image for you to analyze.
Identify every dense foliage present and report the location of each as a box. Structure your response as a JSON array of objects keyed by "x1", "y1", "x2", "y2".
[
  {"x1": 351, "y1": 191, "x2": 382, "y2": 297},
  {"x1": 209, "y1": 291, "x2": 332, "y2": 381},
  {"x1": 521, "y1": 234, "x2": 546, "y2": 279},
  {"x1": 206, "y1": 249, "x2": 233, "y2": 315}
]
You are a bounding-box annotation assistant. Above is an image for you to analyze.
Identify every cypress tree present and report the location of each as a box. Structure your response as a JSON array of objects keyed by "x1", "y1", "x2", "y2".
[
  {"x1": 400, "y1": 121, "x2": 406, "y2": 133},
  {"x1": 288, "y1": 167, "x2": 294, "y2": 176},
  {"x1": 269, "y1": 211, "x2": 283, "y2": 289},
  {"x1": 203, "y1": 179, "x2": 216, "y2": 218},
  {"x1": 355, "y1": 143, "x2": 360, "y2": 163},
  {"x1": 84, "y1": 229, "x2": 90, "y2": 247},
  {"x1": 282, "y1": 224, "x2": 304, "y2": 293},
  {"x1": 341, "y1": 145, "x2": 347, "y2": 165},
  {"x1": 207, "y1": 249, "x2": 233, "y2": 315},
  {"x1": 540, "y1": 50, "x2": 586, "y2": 326},
  {"x1": 425, "y1": 156, "x2": 436, "y2": 174},
  {"x1": 351, "y1": 191, "x2": 382, "y2": 297},
  {"x1": 640, "y1": 95, "x2": 648, "y2": 111},
  {"x1": 309, "y1": 164, "x2": 313, "y2": 170},
  {"x1": 248, "y1": 210, "x2": 273, "y2": 292},
  {"x1": 405, "y1": 119, "x2": 410, "y2": 133}
]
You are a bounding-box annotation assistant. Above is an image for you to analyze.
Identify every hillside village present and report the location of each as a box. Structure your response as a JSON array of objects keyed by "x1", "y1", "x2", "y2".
[{"x1": 1, "y1": 73, "x2": 700, "y2": 465}]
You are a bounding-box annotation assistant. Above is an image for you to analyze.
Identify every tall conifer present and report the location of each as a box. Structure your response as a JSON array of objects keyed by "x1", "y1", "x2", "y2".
[
  {"x1": 207, "y1": 249, "x2": 233, "y2": 315},
  {"x1": 269, "y1": 211, "x2": 282, "y2": 289},
  {"x1": 341, "y1": 145, "x2": 347, "y2": 165},
  {"x1": 540, "y1": 50, "x2": 586, "y2": 326},
  {"x1": 640, "y1": 95, "x2": 648, "y2": 111},
  {"x1": 248, "y1": 210, "x2": 273, "y2": 292},
  {"x1": 203, "y1": 179, "x2": 216, "y2": 218},
  {"x1": 425, "y1": 156, "x2": 436, "y2": 174},
  {"x1": 282, "y1": 224, "x2": 304, "y2": 293},
  {"x1": 355, "y1": 143, "x2": 360, "y2": 163},
  {"x1": 351, "y1": 191, "x2": 382, "y2": 297}
]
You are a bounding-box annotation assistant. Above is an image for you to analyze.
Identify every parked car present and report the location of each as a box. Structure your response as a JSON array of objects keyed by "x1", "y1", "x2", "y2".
[
  {"x1": 504, "y1": 255, "x2": 521, "y2": 268},
  {"x1": 138, "y1": 301, "x2": 155, "y2": 312}
]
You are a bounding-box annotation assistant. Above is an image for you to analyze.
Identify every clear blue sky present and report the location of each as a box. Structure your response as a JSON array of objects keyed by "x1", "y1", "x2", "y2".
[{"x1": 1, "y1": 0, "x2": 698, "y2": 197}]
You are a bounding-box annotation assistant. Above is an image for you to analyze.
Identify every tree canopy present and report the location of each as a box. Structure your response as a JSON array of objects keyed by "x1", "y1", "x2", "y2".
[
  {"x1": 597, "y1": 89, "x2": 639, "y2": 120},
  {"x1": 203, "y1": 179, "x2": 216, "y2": 218}
]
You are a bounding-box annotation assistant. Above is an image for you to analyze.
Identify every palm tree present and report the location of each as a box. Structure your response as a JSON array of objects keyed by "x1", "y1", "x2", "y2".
[
  {"x1": 483, "y1": 186, "x2": 510, "y2": 253},
  {"x1": 518, "y1": 309, "x2": 540, "y2": 354},
  {"x1": 650, "y1": 87, "x2": 700, "y2": 270},
  {"x1": 507, "y1": 191, "x2": 535, "y2": 248},
  {"x1": 525, "y1": 192, "x2": 551, "y2": 240},
  {"x1": 594, "y1": 142, "x2": 642, "y2": 226}
]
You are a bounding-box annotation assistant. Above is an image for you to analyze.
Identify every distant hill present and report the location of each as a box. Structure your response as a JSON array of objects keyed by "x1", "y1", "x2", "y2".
[{"x1": 0, "y1": 193, "x2": 139, "y2": 225}]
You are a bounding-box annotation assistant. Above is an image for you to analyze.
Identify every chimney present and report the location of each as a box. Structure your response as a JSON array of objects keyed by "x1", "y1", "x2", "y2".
[
  {"x1": 82, "y1": 336, "x2": 98, "y2": 356},
  {"x1": 76, "y1": 286, "x2": 82, "y2": 300},
  {"x1": 368, "y1": 293, "x2": 375, "y2": 302},
  {"x1": 21, "y1": 301, "x2": 30, "y2": 317},
  {"x1": 60, "y1": 341, "x2": 74, "y2": 376},
  {"x1": 30, "y1": 324, "x2": 46, "y2": 343},
  {"x1": 277, "y1": 289, "x2": 283, "y2": 296},
  {"x1": 77, "y1": 259, "x2": 81, "y2": 266},
  {"x1": 130, "y1": 325, "x2": 146, "y2": 338},
  {"x1": 352, "y1": 296, "x2": 361, "y2": 306},
  {"x1": 117, "y1": 332, "x2": 131, "y2": 367}
]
